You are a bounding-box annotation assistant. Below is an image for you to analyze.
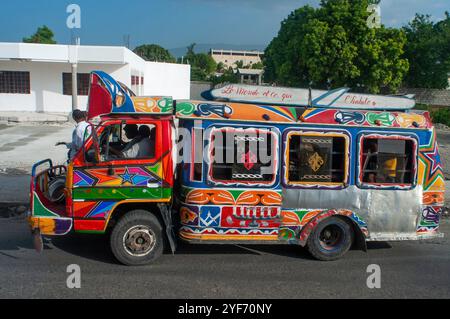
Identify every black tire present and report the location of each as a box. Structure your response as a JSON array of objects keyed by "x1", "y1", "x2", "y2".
[
  {"x1": 110, "y1": 210, "x2": 164, "y2": 266},
  {"x1": 306, "y1": 216, "x2": 354, "y2": 261}
]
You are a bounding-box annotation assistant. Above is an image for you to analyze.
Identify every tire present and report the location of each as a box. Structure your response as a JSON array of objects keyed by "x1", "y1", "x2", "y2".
[
  {"x1": 306, "y1": 216, "x2": 354, "y2": 261},
  {"x1": 110, "y1": 210, "x2": 164, "y2": 266}
]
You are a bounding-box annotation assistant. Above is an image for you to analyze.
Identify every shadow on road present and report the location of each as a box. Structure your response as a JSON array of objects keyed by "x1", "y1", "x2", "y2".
[
  {"x1": 48, "y1": 233, "x2": 391, "y2": 264},
  {"x1": 51, "y1": 233, "x2": 117, "y2": 265}
]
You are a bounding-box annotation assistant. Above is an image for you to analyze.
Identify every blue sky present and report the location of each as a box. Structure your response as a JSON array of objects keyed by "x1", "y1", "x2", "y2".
[{"x1": 0, "y1": 0, "x2": 448, "y2": 49}]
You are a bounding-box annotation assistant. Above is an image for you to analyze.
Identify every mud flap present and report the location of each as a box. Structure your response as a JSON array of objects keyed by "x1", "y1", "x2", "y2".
[
  {"x1": 32, "y1": 229, "x2": 43, "y2": 254},
  {"x1": 158, "y1": 204, "x2": 177, "y2": 254}
]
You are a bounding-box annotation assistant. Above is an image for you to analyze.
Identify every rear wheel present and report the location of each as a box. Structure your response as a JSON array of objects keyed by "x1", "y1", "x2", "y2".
[
  {"x1": 306, "y1": 216, "x2": 354, "y2": 261},
  {"x1": 110, "y1": 210, "x2": 164, "y2": 266}
]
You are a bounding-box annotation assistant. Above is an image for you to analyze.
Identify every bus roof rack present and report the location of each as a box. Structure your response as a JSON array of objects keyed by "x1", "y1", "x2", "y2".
[{"x1": 204, "y1": 84, "x2": 416, "y2": 111}]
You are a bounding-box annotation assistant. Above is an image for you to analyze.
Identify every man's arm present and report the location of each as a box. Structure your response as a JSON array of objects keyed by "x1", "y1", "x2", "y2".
[{"x1": 122, "y1": 142, "x2": 139, "y2": 159}]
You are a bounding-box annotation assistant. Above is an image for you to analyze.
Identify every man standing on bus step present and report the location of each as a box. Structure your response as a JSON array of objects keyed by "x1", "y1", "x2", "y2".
[{"x1": 56, "y1": 110, "x2": 91, "y2": 161}]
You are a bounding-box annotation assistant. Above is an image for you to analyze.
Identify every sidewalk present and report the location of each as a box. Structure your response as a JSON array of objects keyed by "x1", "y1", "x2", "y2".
[{"x1": 0, "y1": 112, "x2": 70, "y2": 124}]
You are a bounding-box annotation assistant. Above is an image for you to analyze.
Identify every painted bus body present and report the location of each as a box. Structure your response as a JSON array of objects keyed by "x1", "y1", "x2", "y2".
[{"x1": 27, "y1": 71, "x2": 445, "y2": 264}]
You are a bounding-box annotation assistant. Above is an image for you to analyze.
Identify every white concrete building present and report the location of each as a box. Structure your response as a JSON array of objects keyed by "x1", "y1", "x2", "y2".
[
  {"x1": 210, "y1": 49, "x2": 264, "y2": 69},
  {"x1": 0, "y1": 42, "x2": 191, "y2": 113}
]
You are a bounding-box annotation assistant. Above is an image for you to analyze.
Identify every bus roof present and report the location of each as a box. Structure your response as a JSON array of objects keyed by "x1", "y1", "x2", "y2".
[{"x1": 175, "y1": 100, "x2": 432, "y2": 130}]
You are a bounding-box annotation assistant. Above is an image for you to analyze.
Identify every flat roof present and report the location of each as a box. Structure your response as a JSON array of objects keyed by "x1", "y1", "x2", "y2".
[
  {"x1": 210, "y1": 49, "x2": 264, "y2": 55},
  {"x1": 237, "y1": 68, "x2": 264, "y2": 75},
  {"x1": 0, "y1": 42, "x2": 145, "y2": 65}
]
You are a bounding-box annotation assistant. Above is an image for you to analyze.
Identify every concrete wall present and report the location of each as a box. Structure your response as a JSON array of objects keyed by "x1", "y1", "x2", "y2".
[
  {"x1": 210, "y1": 50, "x2": 263, "y2": 69},
  {"x1": 144, "y1": 62, "x2": 191, "y2": 99},
  {"x1": 0, "y1": 61, "x2": 127, "y2": 112},
  {"x1": 190, "y1": 81, "x2": 213, "y2": 101},
  {"x1": 0, "y1": 43, "x2": 191, "y2": 113},
  {"x1": 399, "y1": 88, "x2": 450, "y2": 107},
  {"x1": 0, "y1": 58, "x2": 190, "y2": 112}
]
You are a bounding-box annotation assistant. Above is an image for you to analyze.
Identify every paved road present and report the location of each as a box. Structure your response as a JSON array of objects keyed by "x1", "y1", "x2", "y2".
[
  {"x1": 0, "y1": 124, "x2": 71, "y2": 173},
  {"x1": 0, "y1": 216, "x2": 448, "y2": 299},
  {"x1": 0, "y1": 124, "x2": 71, "y2": 203}
]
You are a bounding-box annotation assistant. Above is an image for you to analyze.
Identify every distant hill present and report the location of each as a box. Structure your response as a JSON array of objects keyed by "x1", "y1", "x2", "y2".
[{"x1": 169, "y1": 43, "x2": 267, "y2": 58}]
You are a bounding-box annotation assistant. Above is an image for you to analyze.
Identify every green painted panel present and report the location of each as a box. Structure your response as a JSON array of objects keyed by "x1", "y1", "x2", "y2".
[
  {"x1": 73, "y1": 187, "x2": 171, "y2": 201},
  {"x1": 33, "y1": 193, "x2": 60, "y2": 217}
]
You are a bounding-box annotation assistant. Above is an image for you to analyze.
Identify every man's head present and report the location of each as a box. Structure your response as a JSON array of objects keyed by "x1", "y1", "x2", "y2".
[
  {"x1": 138, "y1": 125, "x2": 152, "y2": 138},
  {"x1": 124, "y1": 124, "x2": 139, "y2": 139},
  {"x1": 72, "y1": 110, "x2": 86, "y2": 123}
]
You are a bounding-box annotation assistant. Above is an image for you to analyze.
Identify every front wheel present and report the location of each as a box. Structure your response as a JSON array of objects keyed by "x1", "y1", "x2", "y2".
[
  {"x1": 110, "y1": 210, "x2": 164, "y2": 266},
  {"x1": 306, "y1": 216, "x2": 354, "y2": 261}
]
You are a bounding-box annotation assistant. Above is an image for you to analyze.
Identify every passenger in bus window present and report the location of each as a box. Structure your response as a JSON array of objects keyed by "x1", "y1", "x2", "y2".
[
  {"x1": 137, "y1": 125, "x2": 155, "y2": 158},
  {"x1": 364, "y1": 140, "x2": 378, "y2": 183}
]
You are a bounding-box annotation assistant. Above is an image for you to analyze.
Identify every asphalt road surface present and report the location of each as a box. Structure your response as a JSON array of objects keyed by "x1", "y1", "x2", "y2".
[{"x1": 0, "y1": 216, "x2": 449, "y2": 299}]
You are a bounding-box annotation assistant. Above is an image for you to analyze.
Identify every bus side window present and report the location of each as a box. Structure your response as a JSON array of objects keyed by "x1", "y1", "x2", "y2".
[
  {"x1": 287, "y1": 133, "x2": 348, "y2": 186},
  {"x1": 360, "y1": 137, "x2": 415, "y2": 185},
  {"x1": 210, "y1": 128, "x2": 277, "y2": 185}
]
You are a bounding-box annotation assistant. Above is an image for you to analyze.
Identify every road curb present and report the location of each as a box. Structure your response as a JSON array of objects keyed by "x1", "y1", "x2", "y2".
[{"x1": 0, "y1": 113, "x2": 70, "y2": 125}]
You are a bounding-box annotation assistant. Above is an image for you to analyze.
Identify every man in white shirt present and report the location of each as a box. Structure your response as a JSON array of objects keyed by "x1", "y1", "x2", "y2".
[{"x1": 56, "y1": 110, "x2": 91, "y2": 160}]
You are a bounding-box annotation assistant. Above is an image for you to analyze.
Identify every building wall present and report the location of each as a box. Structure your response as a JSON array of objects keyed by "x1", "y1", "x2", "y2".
[
  {"x1": 0, "y1": 45, "x2": 191, "y2": 112},
  {"x1": 0, "y1": 61, "x2": 127, "y2": 112},
  {"x1": 144, "y1": 62, "x2": 191, "y2": 99},
  {"x1": 210, "y1": 50, "x2": 263, "y2": 69}
]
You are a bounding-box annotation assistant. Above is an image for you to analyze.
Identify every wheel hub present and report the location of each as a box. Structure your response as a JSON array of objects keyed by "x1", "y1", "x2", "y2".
[
  {"x1": 319, "y1": 225, "x2": 343, "y2": 249},
  {"x1": 123, "y1": 226, "x2": 156, "y2": 257}
]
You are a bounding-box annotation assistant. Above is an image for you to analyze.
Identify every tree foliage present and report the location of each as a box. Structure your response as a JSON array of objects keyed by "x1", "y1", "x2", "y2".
[
  {"x1": 183, "y1": 43, "x2": 217, "y2": 81},
  {"x1": 134, "y1": 44, "x2": 176, "y2": 63},
  {"x1": 211, "y1": 67, "x2": 239, "y2": 85},
  {"x1": 23, "y1": 25, "x2": 57, "y2": 44},
  {"x1": 403, "y1": 13, "x2": 450, "y2": 89},
  {"x1": 264, "y1": 0, "x2": 409, "y2": 93}
]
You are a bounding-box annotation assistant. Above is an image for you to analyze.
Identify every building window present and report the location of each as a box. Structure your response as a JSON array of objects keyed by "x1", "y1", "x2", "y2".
[
  {"x1": 63, "y1": 73, "x2": 90, "y2": 96},
  {"x1": 209, "y1": 128, "x2": 278, "y2": 185},
  {"x1": 359, "y1": 136, "x2": 416, "y2": 186},
  {"x1": 0, "y1": 71, "x2": 30, "y2": 94},
  {"x1": 286, "y1": 132, "x2": 348, "y2": 186}
]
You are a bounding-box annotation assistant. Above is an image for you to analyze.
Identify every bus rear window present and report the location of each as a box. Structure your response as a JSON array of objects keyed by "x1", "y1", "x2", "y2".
[{"x1": 360, "y1": 137, "x2": 416, "y2": 186}]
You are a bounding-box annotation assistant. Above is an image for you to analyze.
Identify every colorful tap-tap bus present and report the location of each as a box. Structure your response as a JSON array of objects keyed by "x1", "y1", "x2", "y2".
[{"x1": 28, "y1": 71, "x2": 445, "y2": 265}]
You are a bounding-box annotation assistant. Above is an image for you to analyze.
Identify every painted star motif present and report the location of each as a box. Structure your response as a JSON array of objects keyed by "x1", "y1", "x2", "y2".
[
  {"x1": 119, "y1": 168, "x2": 136, "y2": 185},
  {"x1": 423, "y1": 144, "x2": 442, "y2": 176}
]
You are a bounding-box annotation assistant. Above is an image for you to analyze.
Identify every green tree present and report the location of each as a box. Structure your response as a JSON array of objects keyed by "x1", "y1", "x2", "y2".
[
  {"x1": 403, "y1": 13, "x2": 450, "y2": 89},
  {"x1": 23, "y1": 25, "x2": 57, "y2": 44},
  {"x1": 195, "y1": 53, "x2": 217, "y2": 75},
  {"x1": 234, "y1": 60, "x2": 245, "y2": 69},
  {"x1": 211, "y1": 68, "x2": 239, "y2": 85},
  {"x1": 134, "y1": 44, "x2": 176, "y2": 63},
  {"x1": 251, "y1": 62, "x2": 264, "y2": 70},
  {"x1": 216, "y1": 62, "x2": 226, "y2": 73},
  {"x1": 184, "y1": 43, "x2": 217, "y2": 81},
  {"x1": 264, "y1": 0, "x2": 409, "y2": 93}
]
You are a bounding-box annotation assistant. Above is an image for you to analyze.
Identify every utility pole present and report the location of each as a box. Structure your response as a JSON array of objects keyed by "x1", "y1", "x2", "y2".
[
  {"x1": 70, "y1": 36, "x2": 80, "y2": 112},
  {"x1": 66, "y1": 4, "x2": 82, "y2": 112}
]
